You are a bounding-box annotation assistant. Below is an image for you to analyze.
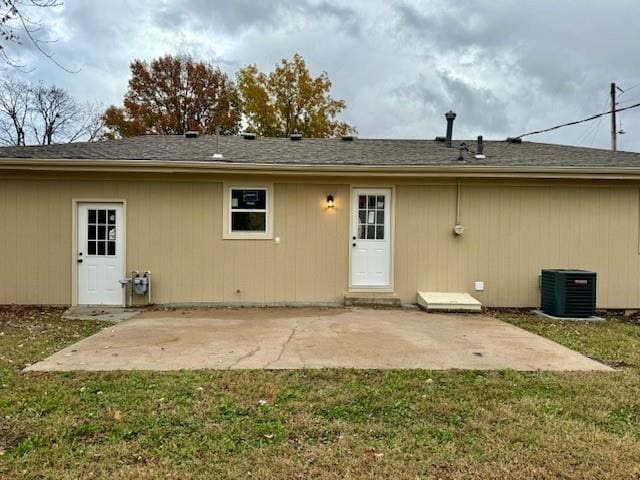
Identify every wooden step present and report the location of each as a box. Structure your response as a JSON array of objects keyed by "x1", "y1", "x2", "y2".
[{"x1": 344, "y1": 292, "x2": 402, "y2": 307}]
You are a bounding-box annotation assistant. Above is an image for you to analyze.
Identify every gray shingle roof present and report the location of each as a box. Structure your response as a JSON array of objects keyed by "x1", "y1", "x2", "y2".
[{"x1": 1, "y1": 134, "x2": 640, "y2": 168}]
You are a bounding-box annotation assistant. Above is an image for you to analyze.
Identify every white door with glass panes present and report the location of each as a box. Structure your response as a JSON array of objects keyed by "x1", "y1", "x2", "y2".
[
  {"x1": 77, "y1": 203, "x2": 124, "y2": 305},
  {"x1": 351, "y1": 188, "x2": 391, "y2": 287}
]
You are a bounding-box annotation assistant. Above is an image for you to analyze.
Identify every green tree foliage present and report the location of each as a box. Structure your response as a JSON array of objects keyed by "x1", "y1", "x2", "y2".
[{"x1": 237, "y1": 53, "x2": 355, "y2": 138}]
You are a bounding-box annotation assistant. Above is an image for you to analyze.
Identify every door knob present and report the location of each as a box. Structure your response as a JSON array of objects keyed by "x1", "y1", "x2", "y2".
[
  {"x1": 352, "y1": 236, "x2": 356, "y2": 240},
  {"x1": 352, "y1": 243, "x2": 356, "y2": 247}
]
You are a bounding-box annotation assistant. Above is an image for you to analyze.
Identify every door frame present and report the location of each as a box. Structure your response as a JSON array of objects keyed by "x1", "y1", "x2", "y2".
[
  {"x1": 71, "y1": 199, "x2": 127, "y2": 306},
  {"x1": 348, "y1": 185, "x2": 395, "y2": 292}
]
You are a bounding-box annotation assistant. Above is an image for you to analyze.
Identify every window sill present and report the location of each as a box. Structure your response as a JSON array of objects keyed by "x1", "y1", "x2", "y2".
[{"x1": 223, "y1": 232, "x2": 273, "y2": 240}]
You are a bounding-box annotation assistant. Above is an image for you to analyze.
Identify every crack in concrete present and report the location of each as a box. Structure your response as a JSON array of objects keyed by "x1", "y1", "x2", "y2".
[
  {"x1": 227, "y1": 345, "x2": 261, "y2": 369},
  {"x1": 267, "y1": 320, "x2": 300, "y2": 368}
]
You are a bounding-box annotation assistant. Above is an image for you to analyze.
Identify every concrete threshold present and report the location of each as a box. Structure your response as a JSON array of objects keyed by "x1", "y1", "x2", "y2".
[
  {"x1": 63, "y1": 306, "x2": 140, "y2": 323},
  {"x1": 344, "y1": 292, "x2": 402, "y2": 307}
]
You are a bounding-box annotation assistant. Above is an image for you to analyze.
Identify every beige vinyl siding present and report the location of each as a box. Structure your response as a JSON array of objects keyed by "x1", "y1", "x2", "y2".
[
  {"x1": 395, "y1": 183, "x2": 640, "y2": 308},
  {"x1": 1, "y1": 173, "x2": 640, "y2": 308},
  {"x1": 0, "y1": 177, "x2": 349, "y2": 305}
]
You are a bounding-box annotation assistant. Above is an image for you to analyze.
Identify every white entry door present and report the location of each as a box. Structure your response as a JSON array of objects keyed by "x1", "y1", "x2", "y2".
[
  {"x1": 351, "y1": 188, "x2": 392, "y2": 287},
  {"x1": 77, "y1": 203, "x2": 124, "y2": 305}
]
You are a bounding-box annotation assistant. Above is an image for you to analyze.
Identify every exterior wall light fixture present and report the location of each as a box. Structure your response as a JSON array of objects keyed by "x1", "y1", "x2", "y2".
[{"x1": 327, "y1": 195, "x2": 334, "y2": 208}]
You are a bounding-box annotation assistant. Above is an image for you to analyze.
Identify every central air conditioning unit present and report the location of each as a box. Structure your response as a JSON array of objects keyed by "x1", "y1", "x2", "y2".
[{"x1": 540, "y1": 269, "x2": 596, "y2": 318}]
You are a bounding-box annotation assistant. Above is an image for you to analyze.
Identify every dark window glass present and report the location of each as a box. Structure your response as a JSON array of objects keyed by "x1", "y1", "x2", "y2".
[
  {"x1": 358, "y1": 225, "x2": 366, "y2": 239},
  {"x1": 358, "y1": 195, "x2": 366, "y2": 208},
  {"x1": 88, "y1": 225, "x2": 96, "y2": 240},
  {"x1": 98, "y1": 210, "x2": 106, "y2": 224},
  {"x1": 231, "y1": 189, "x2": 266, "y2": 209},
  {"x1": 368, "y1": 196, "x2": 376, "y2": 208},
  {"x1": 367, "y1": 225, "x2": 375, "y2": 238},
  {"x1": 108, "y1": 210, "x2": 116, "y2": 225},
  {"x1": 88, "y1": 209, "x2": 96, "y2": 223},
  {"x1": 377, "y1": 196, "x2": 385, "y2": 208},
  {"x1": 107, "y1": 241, "x2": 116, "y2": 255},
  {"x1": 376, "y1": 211, "x2": 384, "y2": 224},
  {"x1": 359, "y1": 210, "x2": 366, "y2": 224},
  {"x1": 376, "y1": 226, "x2": 384, "y2": 239},
  {"x1": 88, "y1": 241, "x2": 96, "y2": 255},
  {"x1": 98, "y1": 225, "x2": 106, "y2": 240},
  {"x1": 97, "y1": 241, "x2": 106, "y2": 255},
  {"x1": 108, "y1": 227, "x2": 116, "y2": 241},
  {"x1": 231, "y1": 212, "x2": 266, "y2": 232}
]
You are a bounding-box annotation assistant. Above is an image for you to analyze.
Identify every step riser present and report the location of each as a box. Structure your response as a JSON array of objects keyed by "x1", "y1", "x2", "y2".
[{"x1": 344, "y1": 295, "x2": 402, "y2": 307}]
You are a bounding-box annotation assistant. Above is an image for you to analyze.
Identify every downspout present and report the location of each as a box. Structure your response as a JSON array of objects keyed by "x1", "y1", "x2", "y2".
[
  {"x1": 455, "y1": 178, "x2": 461, "y2": 225},
  {"x1": 453, "y1": 178, "x2": 465, "y2": 236}
]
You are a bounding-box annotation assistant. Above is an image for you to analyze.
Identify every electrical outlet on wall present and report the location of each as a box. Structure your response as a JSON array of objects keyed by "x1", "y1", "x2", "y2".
[{"x1": 474, "y1": 281, "x2": 485, "y2": 292}]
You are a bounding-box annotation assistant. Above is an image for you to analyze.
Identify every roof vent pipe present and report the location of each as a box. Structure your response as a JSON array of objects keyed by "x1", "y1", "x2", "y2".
[
  {"x1": 477, "y1": 135, "x2": 483, "y2": 155},
  {"x1": 211, "y1": 127, "x2": 224, "y2": 159},
  {"x1": 445, "y1": 111, "x2": 456, "y2": 148}
]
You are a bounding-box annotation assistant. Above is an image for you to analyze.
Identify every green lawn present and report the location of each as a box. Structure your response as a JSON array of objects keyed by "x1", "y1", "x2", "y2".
[{"x1": 1, "y1": 306, "x2": 639, "y2": 479}]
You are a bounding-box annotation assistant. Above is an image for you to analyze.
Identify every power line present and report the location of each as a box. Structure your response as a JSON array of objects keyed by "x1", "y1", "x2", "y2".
[
  {"x1": 617, "y1": 95, "x2": 640, "y2": 106},
  {"x1": 618, "y1": 81, "x2": 640, "y2": 97},
  {"x1": 574, "y1": 94, "x2": 609, "y2": 145},
  {"x1": 515, "y1": 101, "x2": 640, "y2": 140}
]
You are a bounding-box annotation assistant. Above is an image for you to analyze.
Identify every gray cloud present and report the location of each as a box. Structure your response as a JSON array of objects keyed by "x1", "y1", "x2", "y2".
[{"x1": 3, "y1": 0, "x2": 639, "y2": 151}]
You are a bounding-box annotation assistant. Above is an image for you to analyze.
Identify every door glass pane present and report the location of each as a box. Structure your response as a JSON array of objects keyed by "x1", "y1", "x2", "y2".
[
  {"x1": 356, "y1": 194, "x2": 387, "y2": 240},
  {"x1": 86, "y1": 208, "x2": 117, "y2": 256}
]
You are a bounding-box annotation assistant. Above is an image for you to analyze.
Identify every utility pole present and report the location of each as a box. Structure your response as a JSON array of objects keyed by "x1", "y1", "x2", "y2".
[{"x1": 611, "y1": 82, "x2": 617, "y2": 151}]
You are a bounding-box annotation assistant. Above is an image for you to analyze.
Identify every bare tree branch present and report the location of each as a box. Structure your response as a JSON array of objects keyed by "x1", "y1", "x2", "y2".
[
  {"x1": 0, "y1": 76, "x2": 104, "y2": 145},
  {"x1": 0, "y1": 0, "x2": 79, "y2": 72}
]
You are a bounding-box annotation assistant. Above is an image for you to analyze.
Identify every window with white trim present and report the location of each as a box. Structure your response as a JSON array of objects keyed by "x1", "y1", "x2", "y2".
[{"x1": 229, "y1": 187, "x2": 268, "y2": 233}]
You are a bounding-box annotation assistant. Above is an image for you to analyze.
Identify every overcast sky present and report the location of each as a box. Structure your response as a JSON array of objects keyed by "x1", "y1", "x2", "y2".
[{"x1": 6, "y1": 0, "x2": 640, "y2": 151}]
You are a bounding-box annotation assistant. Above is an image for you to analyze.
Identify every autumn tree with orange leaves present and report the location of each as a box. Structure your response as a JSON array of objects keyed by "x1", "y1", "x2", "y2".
[
  {"x1": 237, "y1": 53, "x2": 355, "y2": 138},
  {"x1": 103, "y1": 55, "x2": 240, "y2": 138}
]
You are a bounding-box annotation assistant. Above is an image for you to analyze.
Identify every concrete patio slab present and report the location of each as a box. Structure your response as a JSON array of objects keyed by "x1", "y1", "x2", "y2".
[{"x1": 26, "y1": 307, "x2": 613, "y2": 372}]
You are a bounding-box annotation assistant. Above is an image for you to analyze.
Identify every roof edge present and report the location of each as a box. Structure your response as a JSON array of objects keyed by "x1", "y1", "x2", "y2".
[{"x1": 2, "y1": 158, "x2": 640, "y2": 180}]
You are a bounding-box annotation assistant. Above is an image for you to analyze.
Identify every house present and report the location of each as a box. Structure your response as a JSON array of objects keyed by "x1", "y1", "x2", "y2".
[{"x1": 2, "y1": 115, "x2": 640, "y2": 309}]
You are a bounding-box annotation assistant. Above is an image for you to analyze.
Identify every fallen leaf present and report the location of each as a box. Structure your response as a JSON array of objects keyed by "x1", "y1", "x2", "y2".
[
  {"x1": 258, "y1": 399, "x2": 268, "y2": 406},
  {"x1": 112, "y1": 410, "x2": 122, "y2": 421},
  {"x1": 425, "y1": 378, "x2": 434, "y2": 384},
  {"x1": 263, "y1": 433, "x2": 274, "y2": 439},
  {"x1": 0, "y1": 447, "x2": 5, "y2": 456}
]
